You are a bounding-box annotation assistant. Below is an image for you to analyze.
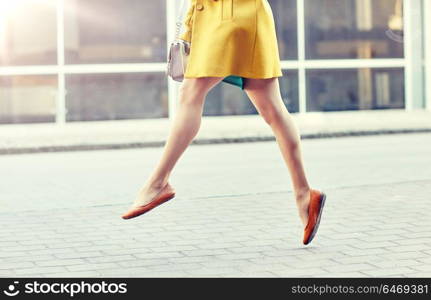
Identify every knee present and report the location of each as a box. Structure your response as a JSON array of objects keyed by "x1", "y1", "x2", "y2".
[
  {"x1": 259, "y1": 103, "x2": 285, "y2": 125},
  {"x1": 178, "y1": 82, "x2": 206, "y2": 106}
]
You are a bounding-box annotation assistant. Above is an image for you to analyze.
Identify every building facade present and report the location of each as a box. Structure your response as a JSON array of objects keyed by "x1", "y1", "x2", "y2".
[{"x1": 0, "y1": 0, "x2": 430, "y2": 124}]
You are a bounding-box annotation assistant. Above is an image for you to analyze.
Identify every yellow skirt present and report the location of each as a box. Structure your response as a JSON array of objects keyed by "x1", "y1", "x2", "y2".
[{"x1": 179, "y1": 0, "x2": 283, "y2": 82}]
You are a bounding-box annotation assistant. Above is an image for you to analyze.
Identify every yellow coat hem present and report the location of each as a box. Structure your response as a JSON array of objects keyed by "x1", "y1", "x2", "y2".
[{"x1": 184, "y1": 71, "x2": 283, "y2": 80}]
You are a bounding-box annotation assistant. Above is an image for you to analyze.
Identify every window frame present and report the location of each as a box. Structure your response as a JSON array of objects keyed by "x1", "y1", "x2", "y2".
[{"x1": 0, "y1": 0, "x2": 427, "y2": 124}]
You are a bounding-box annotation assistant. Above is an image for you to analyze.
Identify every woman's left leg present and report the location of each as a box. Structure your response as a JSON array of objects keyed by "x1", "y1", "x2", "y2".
[{"x1": 243, "y1": 77, "x2": 311, "y2": 227}]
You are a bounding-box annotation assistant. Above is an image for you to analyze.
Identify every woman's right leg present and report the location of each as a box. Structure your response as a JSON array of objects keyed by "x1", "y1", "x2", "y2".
[{"x1": 127, "y1": 77, "x2": 224, "y2": 208}]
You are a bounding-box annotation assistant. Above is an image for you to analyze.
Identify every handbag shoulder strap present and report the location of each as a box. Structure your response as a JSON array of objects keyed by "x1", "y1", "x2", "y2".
[{"x1": 175, "y1": 0, "x2": 188, "y2": 39}]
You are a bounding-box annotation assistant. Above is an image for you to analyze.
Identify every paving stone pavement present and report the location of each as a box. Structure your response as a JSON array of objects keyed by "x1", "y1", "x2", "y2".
[{"x1": 0, "y1": 133, "x2": 430, "y2": 277}]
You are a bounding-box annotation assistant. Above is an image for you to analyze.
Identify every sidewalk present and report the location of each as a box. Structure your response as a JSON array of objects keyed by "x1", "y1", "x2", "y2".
[
  {"x1": 0, "y1": 131, "x2": 430, "y2": 277},
  {"x1": 1, "y1": 109, "x2": 430, "y2": 154}
]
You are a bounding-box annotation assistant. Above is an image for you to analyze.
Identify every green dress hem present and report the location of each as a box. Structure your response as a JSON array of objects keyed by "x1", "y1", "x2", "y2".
[{"x1": 222, "y1": 75, "x2": 244, "y2": 90}]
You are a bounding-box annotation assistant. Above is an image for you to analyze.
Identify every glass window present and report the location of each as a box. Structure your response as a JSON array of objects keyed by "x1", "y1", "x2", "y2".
[
  {"x1": 204, "y1": 82, "x2": 253, "y2": 116},
  {"x1": 280, "y1": 70, "x2": 299, "y2": 113},
  {"x1": 65, "y1": 73, "x2": 168, "y2": 121},
  {"x1": 306, "y1": 68, "x2": 405, "y2": 112},
  {"x1": 0, "y1": 75, "x2": 57, "y2": 124},
  {"x1": 0, "y1": 0, "x2": 57, "y2": 66},
  {"x1": 304, "y1": 0, "x2": 404, "y2": 59},
  {"x1": 204, "y1": 71, "x2": 299, "y2": 116},
  {"x1": 269, "y1": 0, "x2": 298, "y2": 60},
  {"x1": 64, "y1": 0, "x2": 167, "y2": 64}
]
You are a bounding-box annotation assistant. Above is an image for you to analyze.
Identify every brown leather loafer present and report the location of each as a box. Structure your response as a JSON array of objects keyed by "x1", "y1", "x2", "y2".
[
  {"x1": 121, "y1": 184, "x2": 175, "y2": 220},
  {"x1": 303, "y1": 189, "x2": 326, "y2": 245}
]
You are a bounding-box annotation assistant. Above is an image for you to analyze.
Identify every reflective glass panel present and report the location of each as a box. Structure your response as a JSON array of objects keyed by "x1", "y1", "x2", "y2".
[
  {"x1": 64, "y1": 0, "x2": 167, "y2": 64},
  {"x1": 306, "y1": 68, "x2": 405, "y2": 111},
  {"x1": 268, "y1": 0, "x2": 298, "y2": 60},
  {"x1": 0, "y1": 75, "x2": 57, "y2": 123},
  {"x1": 65, "y1": 73, "x2": 168, "y2": 121},
  {"x1": 304, "y1": 0, "x2": 404, "y2": 59},
  {"x1": 0, "y1": 0, "x2": 57, "y2": 65}
]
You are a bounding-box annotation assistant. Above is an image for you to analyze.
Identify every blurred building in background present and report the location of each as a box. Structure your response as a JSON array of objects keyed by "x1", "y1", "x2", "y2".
[{"x1": 0, "y1": 0, "x2": 429, "y2": 124}]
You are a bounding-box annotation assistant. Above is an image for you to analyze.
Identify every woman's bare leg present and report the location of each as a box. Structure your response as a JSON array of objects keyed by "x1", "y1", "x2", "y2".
[
  {"x1": 129, "y1": 77, "x2": 224, "y2": 208},
  {"x1": 243, "y1": 77, "x2": 311, "y2": 227}
]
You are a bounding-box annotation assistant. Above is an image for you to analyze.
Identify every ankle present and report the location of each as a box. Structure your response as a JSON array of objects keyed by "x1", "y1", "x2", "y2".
[
  {"x1": 146, "y1": 178, "x2": 169, "y2": 190},
  {"x1": 295, "y1": 187, "x2": 311, "y2": 202}
]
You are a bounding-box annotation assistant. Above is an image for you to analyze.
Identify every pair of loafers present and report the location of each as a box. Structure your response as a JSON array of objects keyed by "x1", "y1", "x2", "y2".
[{"x1": 121, "y1": 184, "x2": 326, "y2": 246}]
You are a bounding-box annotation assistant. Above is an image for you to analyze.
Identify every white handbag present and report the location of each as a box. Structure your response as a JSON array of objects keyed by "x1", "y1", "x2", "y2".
[{"x1": 166, "y1": 0, "x2": 191, "y2": 82}]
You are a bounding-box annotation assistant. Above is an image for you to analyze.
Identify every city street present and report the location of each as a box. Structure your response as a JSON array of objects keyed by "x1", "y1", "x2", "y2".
[{"x1": 1, "y1": 132, "x2": 430, "y2": 277}]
